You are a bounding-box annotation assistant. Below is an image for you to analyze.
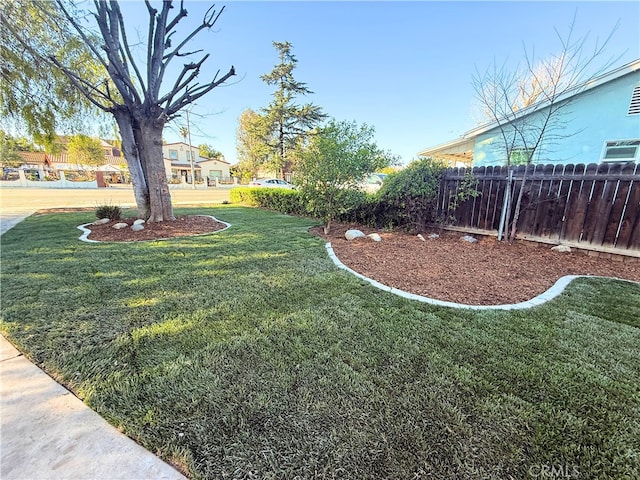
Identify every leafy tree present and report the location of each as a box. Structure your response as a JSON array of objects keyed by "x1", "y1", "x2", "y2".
[
  {"x1": 2, "y1": 1, "x2": 235, "y2": 221},
  {"x1": 199, "y1": 144, "x2": 222, "y2": 160},
  {"x1": 0, "y1": 130, "x2": 43, "y2": 168},
  {"x1": 0, "y1": 1, "x2": 105, "y2": 149},
  {"x1": 0, "y1": 136, "x2": 23, "y2": 169},
  {"x1": 260, "y1": 41, "x2": 326, "y2": 179},
  {"x1": 67, "y1": 134, "x2": 104, "y2": 167},
  {"x1": 235, "y1": 108, "x2": 271, "y2": 181},
  {"x1": 297, "y1": 119, "x2": 395, "y2": 233}
]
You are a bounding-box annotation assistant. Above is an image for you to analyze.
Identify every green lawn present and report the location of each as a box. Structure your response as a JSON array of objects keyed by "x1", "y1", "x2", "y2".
[{"x1": 1, "y1": 206, "x2": 639, "y2": 479}]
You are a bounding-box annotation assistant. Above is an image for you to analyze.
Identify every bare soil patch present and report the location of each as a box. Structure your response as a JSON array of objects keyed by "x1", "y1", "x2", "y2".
[
  {"x1": 311, "y1": 223, "x2": 640, "y2": 306},
  {"x1": 85, "y1": 215, "x2": 227, "y2": 242}
]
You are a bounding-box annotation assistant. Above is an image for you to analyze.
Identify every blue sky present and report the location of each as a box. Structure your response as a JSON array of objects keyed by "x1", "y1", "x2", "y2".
[{"x1": 119, "y1": 1, "x2": 640, "y2": 165}]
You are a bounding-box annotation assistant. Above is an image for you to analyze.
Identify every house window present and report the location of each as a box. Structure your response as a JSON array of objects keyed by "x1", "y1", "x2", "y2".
[
  {"x1": 169, "y1": 150, "x2": 178, "y2": 159},
  {"x1": 508, "y1": 147, "x2": 533, "y2": 165},
  {"x1": 601, "y1": 140, "x2": 640, "y2": 162},
  {"x1": 629, "y1": 86, "x2": 640, "y2": 115}
]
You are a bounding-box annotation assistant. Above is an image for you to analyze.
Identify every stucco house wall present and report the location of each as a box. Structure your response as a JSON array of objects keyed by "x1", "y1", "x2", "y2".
[
  {"x1": 418, "y1": 59, "x2": 640, "y2": 167},
  {"x1": 198, "y1": 158, "x2": 231, "y2": 180}
]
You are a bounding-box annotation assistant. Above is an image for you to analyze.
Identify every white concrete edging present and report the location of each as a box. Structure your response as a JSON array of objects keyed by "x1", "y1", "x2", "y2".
[
  {"x1": 78, "y1": 215, "x2": 231, "y2": 243},
  {"x1": 325, "y1": 242, "x2": 637, "y2": 311}
]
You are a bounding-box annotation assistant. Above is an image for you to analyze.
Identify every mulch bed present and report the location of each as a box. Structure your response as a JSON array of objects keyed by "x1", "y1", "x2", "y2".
[
  {"x1": 85, "y1": 215, "x2": 227, "y2": 242},
  {"x1": 311, "y1": 223, "x2": 640, "y2": 305}
]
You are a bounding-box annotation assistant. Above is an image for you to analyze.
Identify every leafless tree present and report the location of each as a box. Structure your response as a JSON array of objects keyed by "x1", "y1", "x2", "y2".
[
  {"x1": 46, "y1": 0, "x2": 235, "y2": 221},
  {"x1": 472, "y1": 16, "x2": 618, "y2": 241}
]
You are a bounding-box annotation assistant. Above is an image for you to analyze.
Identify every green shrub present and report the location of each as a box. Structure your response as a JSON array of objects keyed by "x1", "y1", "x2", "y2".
[
  {"x1": 95, "y1": 204, "x2": 122, "y2": 220},
  {"x1": 230, "y1": 187, "x2": 305, "y2": 215},
  {"x1": 373, "y1": 157, "x2": 448, "y2": 231}
]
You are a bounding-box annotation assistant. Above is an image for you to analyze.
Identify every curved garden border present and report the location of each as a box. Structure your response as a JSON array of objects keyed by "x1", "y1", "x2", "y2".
[
  {"x1": 77, "y1": 215, "x2": 231, "y2": 243},
  {"x1": 325, "y1": 242, "x2": 638, "y2": 311}
]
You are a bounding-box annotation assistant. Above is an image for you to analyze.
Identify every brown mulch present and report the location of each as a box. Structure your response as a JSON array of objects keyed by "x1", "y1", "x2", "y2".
[
  {"x1": 311, "y1": 223, "x2": 640, "y2": 306},
  {"x1": 85, "y1": 215, "x2": 227, "y2": 242},
  {"x1": 84, "y1": 215, "x2": 640, "y2": 306}
]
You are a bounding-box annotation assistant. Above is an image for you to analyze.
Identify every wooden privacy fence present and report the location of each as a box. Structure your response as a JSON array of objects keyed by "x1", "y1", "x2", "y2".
[{"x1": 438, "y1": 162, "x2": 640, "y2": 254}]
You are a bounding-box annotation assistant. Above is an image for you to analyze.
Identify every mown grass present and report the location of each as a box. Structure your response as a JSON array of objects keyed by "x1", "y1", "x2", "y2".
[{"x1": 1, "y1": 206, "x2": 639, "y2": 479}]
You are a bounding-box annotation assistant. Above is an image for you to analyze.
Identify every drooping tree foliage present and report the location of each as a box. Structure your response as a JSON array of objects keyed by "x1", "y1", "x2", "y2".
[
  {"x1": 1, "y1": 0, "x2": 235, "y2": 221},
  {"x1": 0, "y1": 0, "x2": 103, "y2": 150},
  {"x1": 260, "y1": 41, "x2": 326, "y2": 179}
]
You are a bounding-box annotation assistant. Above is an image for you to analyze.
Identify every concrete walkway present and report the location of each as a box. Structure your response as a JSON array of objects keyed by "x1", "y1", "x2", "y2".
[{"x1": 1, "y1": 213, "x2": 187, "y2": 479}]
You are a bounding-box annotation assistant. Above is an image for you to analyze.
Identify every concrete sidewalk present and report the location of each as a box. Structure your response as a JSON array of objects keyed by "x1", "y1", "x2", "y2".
[
  {"x1": 1, "y1": 336, "x2": 187, "y2": 480},
  {"x1": 1, "y1": 215, "x2": 187, "y2": 479}
]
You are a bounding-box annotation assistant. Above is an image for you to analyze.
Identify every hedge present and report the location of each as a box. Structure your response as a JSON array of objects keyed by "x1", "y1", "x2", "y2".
[{"x1": 230, "y1": 187, "x2": 306, "y2": 215}]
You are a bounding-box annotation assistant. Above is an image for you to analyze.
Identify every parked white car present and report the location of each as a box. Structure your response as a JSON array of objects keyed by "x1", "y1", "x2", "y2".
[
  {"x1": 249, "y1": 178, "x2": 296, "y2": 189},
  {"x1": 361, "y1": 173, "x2": 387, "y2": 192}
]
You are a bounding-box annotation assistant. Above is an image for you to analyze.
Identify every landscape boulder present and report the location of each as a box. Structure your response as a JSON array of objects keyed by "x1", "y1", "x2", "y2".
[
  {"x1": 133, "y1": 219, "x2": 145, "y2": 226},
  {"x1": 460, "y1": 235, "x2": 478, "y2": 243},
  {"x1": 367, "y1": 233, "x2": 382, "y2": 242},
  {"x1": 93, "y1": 218, "x2": 110, "y2": 225},
  {"x1": 131, "y1": 223, "x2": 145, "y2": 232},
  {"x1": 551, "y1": 245, "x2": 572, "y2": 253},
  {"x1": 345, "y1": 229, "x2": 366, "y2": 241},
  {"x1": 428, "y1": 233, "x2": 440, "y2": 240},
  {"x1": 112, "y1": 222, "x2": 129, "y2": 230},
  {"x1": 417, "y1": 234, "x2": 426, "y2": 242}
]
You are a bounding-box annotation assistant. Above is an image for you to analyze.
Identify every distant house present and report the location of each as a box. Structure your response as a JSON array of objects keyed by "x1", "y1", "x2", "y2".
[
  {"x1": 100, "y1": 139, "x2": 121, "y2": 157},
  {"x1": 13, "y1": 138, "x2": 126, "y2": 182},
  {"x1": 12, "y1": 138, "x2": 232, "y2": 184},
  {"x1": 162, "y1": 142, "x2": 230, "y2": 183},
  {"x1": 418, "y1": 59, "x2": 640, "y2": 167}
]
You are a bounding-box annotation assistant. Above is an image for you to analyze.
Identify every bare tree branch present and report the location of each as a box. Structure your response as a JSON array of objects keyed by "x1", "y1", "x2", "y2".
[
  {"x1": 47, "y1": 58, "x2": 113, "y2": 112},
  {"x1": 88, "y1": 1, "x2": 141, "y2": 104},
  {"x1": 158, "y1": 55, "x2": 210, "y2": 105},
  {"x1": 156, "y1": 5, "x2": 225, "y2": 93},
  {"x1": 164, "y1": 65, "x2": 235, "y2": 117},
  {"x1": 113, "y1": 1, "x2": 147, "y2": 98}
]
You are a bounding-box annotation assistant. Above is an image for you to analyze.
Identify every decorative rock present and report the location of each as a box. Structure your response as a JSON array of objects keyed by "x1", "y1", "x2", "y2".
[
  {"x1": 417, "y1": 234, "x2": 426, "y2": 242},
  {"x1": 367, "y1": 233, "x2": 382, "y2": 242},
  {"x1": 428, "y1": 233, "x2": 440, "y2": 240},
  {"x1": 93, "y1": 218, "x2": 110, "y2": 225},
  {"x1": 133, "y1": 219, "x2": 145, "y2": 226},
  {"x1": 551, "y1": 245, "x2": 572, "y2": 253},
  {"x1": 131, "y1": 223, "x2": 145, "y2": 232},
  {"x1": 112, "y1": 222, "x2": 128, "y2": 230},
  {"x1": 345, "y1": 229, "x2": 366, "y2": 241},
  {"x1": 460, "y1": 235, "x2": 478, "y2": 243}
]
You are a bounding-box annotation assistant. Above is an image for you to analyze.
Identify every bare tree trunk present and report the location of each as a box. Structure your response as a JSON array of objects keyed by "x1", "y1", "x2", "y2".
[
  {"x1": 113, "y1": 109, "x2": 149, "y2": 218},
  {"x1": 136, "y1": 119, "x2": 174, "y2": 222},
  {"x1": 279, "y1": 124, "x2": 285, "y2": 180},
  {"x1": 498, "y1": 169, "x2": 514, "y2": 241},
  {"x1": 508, "y1": 168, "x2": 529, "y2": 241}
]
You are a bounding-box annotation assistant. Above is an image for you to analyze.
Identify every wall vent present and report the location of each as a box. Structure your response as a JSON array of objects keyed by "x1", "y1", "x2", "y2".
[{"x1": 629, "y1": 86, "x2": 640, "y2": 115}]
